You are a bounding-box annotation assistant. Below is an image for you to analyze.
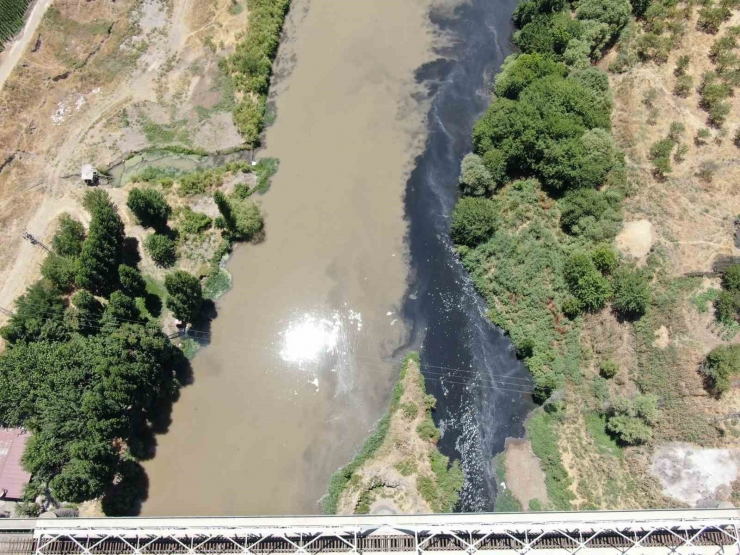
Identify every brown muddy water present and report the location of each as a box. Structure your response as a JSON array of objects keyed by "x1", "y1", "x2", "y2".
[{"x1": 141, "y1": 0, "x2": 445, "y2": 515}]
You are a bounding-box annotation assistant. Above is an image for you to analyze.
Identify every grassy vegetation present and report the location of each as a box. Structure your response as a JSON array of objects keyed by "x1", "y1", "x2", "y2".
[
  {"x1": 0, "y1": 0, "x2": 30, "y2": 51},
  {"x1": 204, "y1": 268, "x2": 232, "y2": 300},
  {"x1": 584, "y1": 412, "x2": 624, "y2": 458},
  {"x1": 526, "y1": 411, "x2": 574, "y2": 510},
  {"x1": 224, "y1": 0, "x2": 291, "y2": 145}
]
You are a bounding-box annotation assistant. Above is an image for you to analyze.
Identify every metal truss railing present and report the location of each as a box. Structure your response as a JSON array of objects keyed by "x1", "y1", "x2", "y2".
[{"x1": 20, "y1": 509, "x2": 740, "y2": 555}]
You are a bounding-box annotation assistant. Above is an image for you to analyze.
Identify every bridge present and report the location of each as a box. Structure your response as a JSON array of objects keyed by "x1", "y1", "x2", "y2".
[{"x1": 0, "y1": 509, "x2": 737, "y2": 555}]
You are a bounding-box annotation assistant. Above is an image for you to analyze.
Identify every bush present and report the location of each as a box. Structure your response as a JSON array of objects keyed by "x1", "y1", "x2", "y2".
[
  {"x1": 459, "y1": 153, "x2": 495, "y2": 196},
  {"x1": 675, "y1": 54, "x2": 691, "y2": 75},
  {"x1": 668, "y1": 121, "x2": 686, "y2": 141},
  {"x1": 696, "y1": 127, "x2": 712, "y2": 143},
  {"x1": 606, "y1": 394, "x2": 658, "y2": 444},
  {"x1": 674, "y1": 74, "x2": 693, "y2": 97},
  {"x1": 495, "y1": 53, "x2": 568, "y2": 100},
  {"x1": 52, "y1": 214, "x2": 86, "y2": 257},
  {"x1": 118, "y1": 265, "x2": 146, "y2": 298},
  {"x1": 600, "y1": 359, "x2": 619, "y2": 378},
  {"x1": 704, "y1": 344, "x2": 740, "y2": 394},
  {"x1": 417, "y1": 417, "x2": 440, "y2": 442},
  {"x1": 41, "y1": 255, "x2": 77, "y2": 292},
  {"x1": 611, "y1": 266, "x2": 650, "y2": 318},
  {"x1": 591, "y1": 244, "x2": 619, "y2": 274},
  {"x1": 576, "y1": 0, "x2": 632, "y2": 40},
  {"x1": 126, "y1": 188, "x2": 171, "y2": 229},
  {"x1": 144, "y1": 234, "x2": 177, "y2": 267},
  {"x1": 649, "y1": 138, "x2": 675, "y2": 177},
  {"x1": 178, "y1": 208, "x2": 212, "y2": 236},
  {"x1": 563, "y1": 252, "x2": 611, "y2": 312},
  {"x1": 164, "y1": 270, "x2": 203, "y2": 323},
  {"x1": 560, "y1": 189, "x2": 623, "y2": 241},
  {"x1": 450, "y1": 197, "x2": 498, "y2": 247},
  {"x1": 214, "y1": 191, "x2": 264, "y2": 241},
  {"x1": 715, "y1": 290, "x2": 740, "y2": 322},
  {"x1": 723, "y1": 264, "x2": 740, "y2": 291},
  {"x1": 698, "y1": 4, "x2": 730, "y2": 33}
]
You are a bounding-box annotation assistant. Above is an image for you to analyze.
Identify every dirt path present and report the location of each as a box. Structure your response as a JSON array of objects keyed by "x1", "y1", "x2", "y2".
[{"x1": 0, "y1": 0, "x2": 54, "y2": 93}]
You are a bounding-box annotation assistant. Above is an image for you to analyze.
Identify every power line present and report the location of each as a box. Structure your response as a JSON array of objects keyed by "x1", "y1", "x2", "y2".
[{"x1": 1, "y1": 307, "x2": 535, "y2": 394}]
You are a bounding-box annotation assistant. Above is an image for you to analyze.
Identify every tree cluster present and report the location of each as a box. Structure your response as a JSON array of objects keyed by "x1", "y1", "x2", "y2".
[
  {"x1": 606, "y1": 394, "x2": 658, "y2": 444},
  {"x1": 0, "y1": 191, "x2": 190, "y2": 513}
]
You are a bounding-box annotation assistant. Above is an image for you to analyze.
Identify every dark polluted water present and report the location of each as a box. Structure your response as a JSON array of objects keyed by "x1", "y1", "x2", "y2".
[{"x1": 403, "y1": 0, "x2": 537, "y2": 512}]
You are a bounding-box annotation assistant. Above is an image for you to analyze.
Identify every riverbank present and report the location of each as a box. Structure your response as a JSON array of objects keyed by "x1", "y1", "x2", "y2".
[
  {"x1": 0, "y1": 0, "x2": 291, "y2": 516},
  {"x1": 453, "y1": 0, "x2": 740, "y2": 511},
  {"x1": 324, "y1": 354, "x2": 463, "y2": 515}
]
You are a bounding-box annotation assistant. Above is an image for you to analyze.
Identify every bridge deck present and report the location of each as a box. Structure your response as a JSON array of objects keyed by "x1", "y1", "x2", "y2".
[{"x1": 0, "y1": 509, "x2": 735, "y2": 555}]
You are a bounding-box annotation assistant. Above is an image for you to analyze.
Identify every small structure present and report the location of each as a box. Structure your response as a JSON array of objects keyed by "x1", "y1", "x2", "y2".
[
  {"x1": 0, "y1": 429, "x2": 31, "y2": 501},
  {"x1": 81, "y1": 164, "x2": 98, "y2": 186}
]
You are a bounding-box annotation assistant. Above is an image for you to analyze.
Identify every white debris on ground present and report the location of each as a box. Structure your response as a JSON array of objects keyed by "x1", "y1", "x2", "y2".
[
  {"x1": 51, "y1": 101, "x2": 69, "y2": 125},
  {"x1": 651, "y1": 443, "x2": 740, "y2": 506},
  {"x1": 75, "y1": 94, "x2": 86, "y2": 111}
]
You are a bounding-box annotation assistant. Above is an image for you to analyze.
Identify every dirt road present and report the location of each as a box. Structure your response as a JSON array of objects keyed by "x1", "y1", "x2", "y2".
[{"x1": 0, "y1": 0, "x2": 53, "y2": 93}]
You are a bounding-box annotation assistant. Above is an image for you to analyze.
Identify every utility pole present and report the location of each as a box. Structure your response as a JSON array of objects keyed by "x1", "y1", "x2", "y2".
[{"x1": 22, "y1": 230, "x2": 51, "y2": 253}]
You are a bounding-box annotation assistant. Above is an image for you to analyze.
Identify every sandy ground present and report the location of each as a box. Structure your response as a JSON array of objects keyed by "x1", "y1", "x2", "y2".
[
  {"x1": 0, "y1": 0, "x2": 247, "y2": 320},
  {"x1": 336, "y1": 360, "x2": 437, "y2": 515},
  {"x1": 503, "y1": 438, "x2": 548, "y2": 510},
  {"x1": 616, "y1": 219, "x2": 655, "y2": 262},
  {"x1": 651, "y1": 443, "x2": 740, "y2": 506}
]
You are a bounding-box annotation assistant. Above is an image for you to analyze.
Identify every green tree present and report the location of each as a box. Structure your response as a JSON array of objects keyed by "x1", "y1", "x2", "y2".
[
  {"x1": 611, "y1": 266, "x2": 650, "y2": 318},
  {"x1": 459, "y1": 153, "x2": 494, "y2": 196},
  {"x1": 450, "y1": 197, "x2": 498, "y2": 247},
  {"x1": 103, "y1": 292, "x2": 140, "y2": 324},
  {"x1": 715, "y1": 290, "x2": 740, "y2": 323},
  {"x1": 118, "y1": 265, "x2": 146, "y2": 298},
  {"x1": 0, "y1": 280, "x2": 67, "y2": 344},
  {"x1": 144, "y1": 234, "x2": 177, "y2": 268},
  {"x1": 495, "y1": 53, "x2": 568, "y2": 100},
  {"x1": 704, "y1": 344, "x2": 740, "y2": 394},
  {"x1": 70, "y1": 290, "x2": 103, "y2": 333},
  {"x1": 52, "y1": 214, "x2": 86, "y2": 257},
  {"x1": 126, "y1": 188, "x2": 171, "y2": 229},
  {"x1": 76, "y1": 190, "x2": 125, "y2": 297},
  {"x1": 563, "y1": 252, "x2": 611, "y2": 312},
  {"x1": 41, "y1": 255, "x2": 77, "y2": 292},
  {"x1": 576, "y1": 0, "x2": 631, "y2": 42},
  {"x1": 214, "y1": 192, "x2": 263, "y2": 241},
  {"x1": 165, "y1": 271, "x2": 203, "y2": 323}
]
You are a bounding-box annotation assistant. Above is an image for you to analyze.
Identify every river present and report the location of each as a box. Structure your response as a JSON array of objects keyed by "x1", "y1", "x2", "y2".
[{"x1": 142, "y1": 0, "x2": 533, "y2": 515}]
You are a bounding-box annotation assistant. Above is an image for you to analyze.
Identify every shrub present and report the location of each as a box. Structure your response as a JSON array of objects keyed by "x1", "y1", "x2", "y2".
[
  {"x1": 560, "y1": 189, "x2": 623, "y2": 242},
  {"x1": 697, "y1": 160, "x2": 718, "y2": 181},
  {"x1": 674, "y1": 74, "x2": 693, "y2": 97},
  {"x1": 401, "y1": 403, "x2": 419, "y2": 420},
  {"x1": 606, "y1": 394, "x2": 658, "y2": 444},
  {"x1": 668, "y1": 121, "x2": 686, "y2": 141},
  {"x1": 675, "y1": 54, "x2": 691, "y2": 75},
  {"x1": 563, "y1": 252, "x2": 611, "y2": 312},
  {"x1": 450, "y1": 197, "x2": 498, "y2": 247},
  {"x1": 715, "y1": 290, "x2": 740, "y2": 322},
  {"x1": 649, "y1": 138, "x2": 675, "y2": 177},
  {"x1": 416, "y1": 417, "x2": 440, "y2": 442},
  {"x1": 126, "y1": 188, "x2": 171, "y2": 229},
  {"x1": 459, "y1": 153, "x2": 495, "y2": 196},
  {"x1": 144, "y1": 234, "x2": 177, "y2": 268},
  {"x1": 600, "y1": 359, "x2": 619, "y2": 378},
  {"x1": 214, "y1": 191, "x2": 263, "y2": 242},
  {"x1": 591, "y1": 244, "x2": 619, "y2": 274},
  {"x1": 164, "y1": 270, "x2": 203, "y2": 323},
  {"x1": 698, "y1": 4, "x2": 730, "y2": 33},
  {"x1": 704, "y1": 344, "x2": 740, "y2": 394},
  {"x1": 723, "y1": 264, "x2": 740, "y2": 291},
  {"x1": 562, "y1": 297, "x2": 582, "y2": 318},
  {"x1": 696, "y1": 127, "x2": 712, "y2": 143},
  {"x1": 576, "y1": 0, "x2": 631, "y2": 42},
  {"x1": 611, "y1": 266, "x2": 650, "y2": 318},
  {"x1": 118, "y1": 265, "x2": 146, "y2": 298},
  {"x1": 673, "y1": 143, "x2": 689, "y2": 162},
  {"x1": 178, "y1": 208, "x2": 213, "y2": 236},
  {"x1": 52, "y1": 214, "x2": 86, "y2": 257},
  {"x1": 41, "y1": 255, "x2": 77, "y2": 292}
]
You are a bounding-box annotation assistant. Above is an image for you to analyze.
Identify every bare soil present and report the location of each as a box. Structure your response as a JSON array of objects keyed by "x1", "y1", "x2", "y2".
[
  {"x1": 503, "y1": 438, "x2": 548, "y2": 510},
  {"x1": 0, "y1": 0, "x2": 248, "y2": 321}
]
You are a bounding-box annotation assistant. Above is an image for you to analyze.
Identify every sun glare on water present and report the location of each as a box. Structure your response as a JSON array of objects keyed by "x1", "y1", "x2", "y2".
[{"x1": 279, "y1": 314, "x2": 341, "y2": 364}]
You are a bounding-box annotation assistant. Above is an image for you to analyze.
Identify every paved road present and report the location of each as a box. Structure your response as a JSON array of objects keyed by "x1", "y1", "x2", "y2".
[{"x1": 0, "y1": 0, "x2": 53, "y2": 93}]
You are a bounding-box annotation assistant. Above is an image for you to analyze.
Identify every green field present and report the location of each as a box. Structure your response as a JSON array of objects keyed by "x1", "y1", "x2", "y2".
[{"x1": 0, "y1": 0, "x2": 31, "y2": 52}]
